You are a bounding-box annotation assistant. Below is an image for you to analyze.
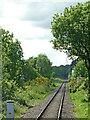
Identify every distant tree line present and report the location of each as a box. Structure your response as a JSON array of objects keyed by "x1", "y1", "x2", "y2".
[{"x1": 52, "y1": 60, "x2": 76, "y2": 79}]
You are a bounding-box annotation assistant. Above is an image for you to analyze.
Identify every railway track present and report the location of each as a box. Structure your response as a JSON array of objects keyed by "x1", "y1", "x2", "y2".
[{"x1": 35, "y1": 82, "x2": 66, "y2": 120}]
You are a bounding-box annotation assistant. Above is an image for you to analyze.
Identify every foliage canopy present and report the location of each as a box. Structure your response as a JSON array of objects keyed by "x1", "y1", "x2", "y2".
[
  {"x1": 51, "y1": 2, "x2": 90, "y2": 94},
  {"x1": 51, "y1": 2, "x2": 89, "y2": 61}
]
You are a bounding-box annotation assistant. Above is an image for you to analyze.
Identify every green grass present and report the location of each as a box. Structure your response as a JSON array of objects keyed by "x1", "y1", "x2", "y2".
[{"x1": 70, "y1": 89, "x2": 88, "y2": 118}]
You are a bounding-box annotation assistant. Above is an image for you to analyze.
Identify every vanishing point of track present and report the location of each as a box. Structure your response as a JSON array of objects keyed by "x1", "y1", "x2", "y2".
[{"x1": 35, "y1": 81, "x2": 66, "y2": 120}]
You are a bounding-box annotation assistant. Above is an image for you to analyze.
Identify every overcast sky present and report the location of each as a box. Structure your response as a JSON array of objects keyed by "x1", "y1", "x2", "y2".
[{"x1": 0, "y1": 0, "x2": 87, "y2": 66}]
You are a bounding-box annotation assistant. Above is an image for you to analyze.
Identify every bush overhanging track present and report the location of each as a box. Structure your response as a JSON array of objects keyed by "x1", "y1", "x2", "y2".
[{"x1": 35, "y1": 82, "x2": 66, "y2": 120}]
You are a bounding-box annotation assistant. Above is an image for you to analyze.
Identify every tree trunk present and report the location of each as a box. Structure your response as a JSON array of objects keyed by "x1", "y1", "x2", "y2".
[
  {"x1": 88, "y1": 68, "x2": 90, "y2": 102},
  {"x1": 88, "y1": 59, "x2": 90, "y2": 102}
]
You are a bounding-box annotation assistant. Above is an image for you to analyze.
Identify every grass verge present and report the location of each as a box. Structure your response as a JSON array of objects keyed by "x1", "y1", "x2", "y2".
[{"x1": 69, "y1": 89, "x2": 88, "y2": 118}]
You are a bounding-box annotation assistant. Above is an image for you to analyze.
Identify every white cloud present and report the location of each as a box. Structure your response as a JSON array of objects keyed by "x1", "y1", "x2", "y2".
[
  {"x1": 20, "y1": 39, "x2": 72, "y2": 66},
  {"x1": 50, "y1": 51, "x2": 72, "y2": 66},
  {"x1": 20, "y1": 2, "x2": 80, "y2": 29},
  {"x1": 0, "y1": 0, "x2": 4, "y2": 18},
  {"x1": 11, "y1": 0, "x2": 87, "y2": 3},
  {"x1": 0, "y1": 0, "x2": 87, "y2": 66},
  {"x1": 20, "y1": 39, "x2": 52, "y2": 58},
  {"x1": 0, "y1": 18, "x2": 52, "y2": 40},
  {"x1": 2, "y1": 0, "x2": 25, "y2": 19}
]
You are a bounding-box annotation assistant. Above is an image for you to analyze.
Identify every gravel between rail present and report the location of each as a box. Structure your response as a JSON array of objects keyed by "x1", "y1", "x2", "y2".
[
  {"x1": 39, "y1": 84, "x2": 65, "y2": 119},
  {"x1": 22, "y1": 83, "x2": 75, "y2": 119}
]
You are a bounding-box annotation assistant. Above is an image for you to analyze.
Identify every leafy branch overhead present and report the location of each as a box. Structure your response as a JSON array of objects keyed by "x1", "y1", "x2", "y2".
[
  {"x1": 51, "y1": 2, "x2": 89, "y2": 58},
  {"x1": 51, "y1": 2, "x2": 90, "y2": 93}
]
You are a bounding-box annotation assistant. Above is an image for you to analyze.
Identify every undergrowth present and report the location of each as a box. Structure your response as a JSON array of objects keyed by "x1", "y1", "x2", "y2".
[
  {"x1": 68, "y1": 77, "x2": 89, "y2": 118},
  {"x1": 70, "y1": 90, "x2": 88, "y2": 118},
  {"x1": 2, "y1": 77, "x2": 62, "y2": 118}
]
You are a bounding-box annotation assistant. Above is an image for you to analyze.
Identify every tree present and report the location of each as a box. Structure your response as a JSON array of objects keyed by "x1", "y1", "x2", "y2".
[
  {"x1": 28, "y1": 57, "x2": 37, "y2": 69},
  {"x1": 52, "y1": 60, "x2": 76, "y2": 79},
  {"x1": 36, "y1": 54, "x2": 52, "y2": 78},
  {"x1": 1, "y1": 28, "x2": 24, "y2": 86},
  {"x1": 52, "y1": 65, "x2": 70, "y2": 79},
  {"x1": 73, "y1": 60, "x2": 88, "y2": 79},
  {"x1": 22, "y1": 60, "x2": 40, "y2": 82},
  {"x1": 51, "y1": 2, "x2": 90, "y2": 94}
]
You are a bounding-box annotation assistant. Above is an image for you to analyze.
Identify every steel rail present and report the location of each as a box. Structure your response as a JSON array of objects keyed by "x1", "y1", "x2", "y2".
[
  {"x1": 35, "y1": 82, "x2": 64, "y2": 120},
  {"x1": 57, "y1": 83, "x2": 66, "y2": 120}
]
